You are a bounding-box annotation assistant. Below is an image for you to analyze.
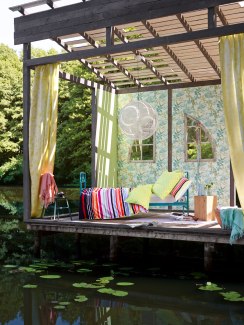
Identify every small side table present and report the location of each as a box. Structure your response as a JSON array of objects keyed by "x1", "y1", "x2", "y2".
[{"x1": 194, "y1": 195, "x2": 217, "y2": 221}]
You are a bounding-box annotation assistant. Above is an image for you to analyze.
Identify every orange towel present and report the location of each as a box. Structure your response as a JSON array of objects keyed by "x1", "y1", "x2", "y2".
[{"x1": 39, "y1": 173, "x2": 58, "y2": 208}]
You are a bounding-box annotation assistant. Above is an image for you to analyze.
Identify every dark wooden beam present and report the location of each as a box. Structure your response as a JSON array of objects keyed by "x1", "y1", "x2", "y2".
[
  {"x1": 176, "y1": 13, "x2": 221, "y2": 78},
  {"x1": 81, "y1": 32, "x2": 143, "y2": 87},
  {"x1": 116, "y1": 79, "x2": 221, "y2": 94},
  {"x1": 24, "y1": 22, "x2": 244, "y2": 67},
  {"x1": 91, "y1": 88, "x2": 97, "y2": 187},
  {"x1": 168, "y1": 89, "x2": 172, "y2": 171},
  {"x1": 113, "y1": 27, "x2": 168, "y2": 85},
  {"x1": 23, "y1": 43, "x2": 31, "y2": 222},
  {"x1": 208, "y1": 7, "x2": 217, "y2": 29},
  {"x1": 142, "y1": 20, "x2": 196, "y2": 82},
  {"x1": 13, "y1": 0, "x2": 238, "y2": 45},
  {"x1": 106, "y1": 26, "x2": 114, "y2": 46}
]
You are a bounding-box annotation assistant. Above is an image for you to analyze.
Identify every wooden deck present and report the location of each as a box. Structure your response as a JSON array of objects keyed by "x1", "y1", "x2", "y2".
[{"x1": 26, "y1": 211, "x2": 244, "y2": 246}]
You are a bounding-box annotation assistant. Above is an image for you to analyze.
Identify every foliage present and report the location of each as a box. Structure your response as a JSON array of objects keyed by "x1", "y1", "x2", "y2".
[
  {"x1": 55, "y1": 60, "x2": 96, "y2": 186},
  {"x1": 0, "y1": 218, "x2": 34, "y2": 264},
  {"x1": 0, "y1": 44, "x2": 96, "y2": 186},
  {"x1": 0, "y1": 44, "x2": 23, "y2": 184}
]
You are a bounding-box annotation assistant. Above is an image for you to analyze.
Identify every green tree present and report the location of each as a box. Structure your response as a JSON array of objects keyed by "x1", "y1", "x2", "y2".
[
  {"x1": 0, "y1": 45, "x2": 95, "y2": 186},
  {"x1": 0, "y1": 44, "x2": 23, "y2": 184},
  {"x1": 55, "y1": 61, "x2": 96, "y2": 186}
]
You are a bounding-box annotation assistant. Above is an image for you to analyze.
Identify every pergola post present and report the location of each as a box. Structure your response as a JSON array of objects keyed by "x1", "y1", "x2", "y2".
[
  {"x1": 23, "y1": 43, "x2": 31, "y2": 222},
  {"x1": 91, "y1": 87, "x2": 97, "y2": 187}
]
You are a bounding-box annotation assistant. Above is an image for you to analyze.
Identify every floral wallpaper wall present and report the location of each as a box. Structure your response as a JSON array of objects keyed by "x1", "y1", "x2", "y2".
[
  {"x1": 117, "y1": 85, "x2": 230, "y2": 209},
  {"x1": 172, "y1": 85, "x2": 230, "y2": 209},
  {"x1": 117, "y1": 91, "x2": 168, "y2": 187}
]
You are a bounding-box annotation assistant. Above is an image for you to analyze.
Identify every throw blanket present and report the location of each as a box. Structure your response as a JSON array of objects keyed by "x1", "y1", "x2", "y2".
[
  {"x1": 79, "y1": 187, "x2": 147, "y2": 219},
  {"x1": 39, "y1": 173, "x2": 58, "y2": 208},
  {"x1": 220, "y1": 208, "x2": 244, "y2": 244}
]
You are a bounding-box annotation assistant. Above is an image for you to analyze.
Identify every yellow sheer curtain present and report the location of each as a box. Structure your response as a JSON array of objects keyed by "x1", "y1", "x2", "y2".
[
  {"x1": 219, "y1": 34, "x2": 244, "y2": 208},
  {"x1": 29, "y1": 64, "x2": 59, "y2": 217}
]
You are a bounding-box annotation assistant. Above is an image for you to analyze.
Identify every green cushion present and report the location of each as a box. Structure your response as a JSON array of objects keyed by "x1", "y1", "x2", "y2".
[
  {"x1": 126, "y1": 184, "x2": 153, "y2": 210},
  {"x1": 152, "y1": 170, "x2": 183, "y2": 200}
]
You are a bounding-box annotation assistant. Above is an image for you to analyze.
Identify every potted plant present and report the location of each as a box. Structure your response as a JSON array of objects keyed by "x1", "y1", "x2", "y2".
[{"x1": 204, "y1": 182, "x2": 213, "y2": 196}]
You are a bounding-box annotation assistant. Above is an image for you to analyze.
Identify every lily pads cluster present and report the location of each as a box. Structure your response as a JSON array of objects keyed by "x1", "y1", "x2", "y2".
[{"x1": 198, "y1": 282, "x2": 244, "y2": 303}]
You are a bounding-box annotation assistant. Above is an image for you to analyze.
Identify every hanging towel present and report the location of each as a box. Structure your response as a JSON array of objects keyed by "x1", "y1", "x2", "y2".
[
  {"x1": 220, "y1": 207, "x2": 244, "y2": 244},
  {"x1": 39, "y1": 173, "x2": 58, "y2": 208}
]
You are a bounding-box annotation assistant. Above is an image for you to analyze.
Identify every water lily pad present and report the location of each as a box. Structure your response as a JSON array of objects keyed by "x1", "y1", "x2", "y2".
[
  {"x1": 23, "y1": 284, "x2": 38, "y2": 289},
  {"x1": 59, "y1": 302, "x2": 71, "y2": 306},
  {"x1": 220, "y1": 291, "x2": 244, "y2": 302},
  {"x1": 98, "y1": 288, "x2": 128, "y2": 297},
  {"x1": 97, "y1": 276, "x2": 114, "y2": 282},
  {"x1": 77, "y1": 268, "x2": 92, "y2": 273},
  {"x1": 198, "y1": 282, "x2": 222, "y2": 291},
  {"x1": 19, "y1": 267, "x2": 37, "y2": 273},
  {"x1": 98, "y1": 288, "x2": 115, "y2": 294},
  {"x1": 3, "y1": 265, "x2": 16, "y2": 268},
  {"x1": 29, "y1": 264, "x2": 48, "y2": 269},
  {"x1": 53, "y1": 305, "x2": 66, "y2": 310},
  {"x1": 72, "y1": 282, "x2": 103, "y2": 289},
  {"x1": 40, "y1": 275, "x2": 61, "y2": 279},
  {"x1": 112, "y1": 290, "x2": 128, "y2": 297},
  {"x1": 116, "y1": 282, "x2": 134, "y2": 286},
  {"x1": 74, "y1": 295, "x2": 88, "y2": 303}
]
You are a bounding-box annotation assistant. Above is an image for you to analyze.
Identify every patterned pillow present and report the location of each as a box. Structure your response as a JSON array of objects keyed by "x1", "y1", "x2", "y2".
[
  {"x1": 174, "y1": 180, "x2": 192, "y2": 201},
  {"x1": 171, "y1": 177, "x2": 188, "y2": 197}
]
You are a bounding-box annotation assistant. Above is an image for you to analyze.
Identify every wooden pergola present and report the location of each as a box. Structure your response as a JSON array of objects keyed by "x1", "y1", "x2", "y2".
[{"x1": 10, "y1": 0, "x2": 244, "y2": 264}]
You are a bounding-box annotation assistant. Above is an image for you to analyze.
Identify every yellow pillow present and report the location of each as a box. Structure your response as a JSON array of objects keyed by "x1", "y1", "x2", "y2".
[
  {"x1": 152, "y1": 170, "x2": 183, "y2": 200},
  {"x1": 126, "y1": 184, "x2": 153, "y2": 210}
]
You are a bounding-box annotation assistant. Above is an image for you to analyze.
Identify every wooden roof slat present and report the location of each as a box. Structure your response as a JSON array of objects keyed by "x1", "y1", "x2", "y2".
[
  {"x1": 176, "y1": 13, "x2": 221, "y2": 78},
  {"x1": 12, "y1": 2, "x2": 117, "y2": 89},
  {"x1": 81, "y1": 31, "x2": 143, "y2": 87},
  {"x1": 13, "y1": 0, "x2": 239, "y2": 45},
  {"x1": 113, "y1": 27, "x2": 168, "y2": 85},
  {"x1": 142, "y1": 20, "x2": 196, "y2": 82}
]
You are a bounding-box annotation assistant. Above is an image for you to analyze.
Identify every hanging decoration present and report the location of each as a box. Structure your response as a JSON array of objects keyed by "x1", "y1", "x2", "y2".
[{"x1": 118, "y1": 100, "x2": 158, "y2": 140}]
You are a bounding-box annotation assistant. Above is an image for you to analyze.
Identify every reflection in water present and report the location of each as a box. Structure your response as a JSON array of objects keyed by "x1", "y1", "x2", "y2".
[{"x1": 0, "y1": 268, "x2": 244, "y2": 325}]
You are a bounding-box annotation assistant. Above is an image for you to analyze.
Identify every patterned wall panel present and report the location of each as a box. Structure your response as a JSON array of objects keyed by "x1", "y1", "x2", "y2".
[
  {"x1": 172, "y1": 85, "x2": 230, "y2": 208},
  {"x1": 117, "y1": 85, "x2": 230, "y2": 209},
  {"x1": 117, "y1": 91, "x2": 168, "y2": 187}
]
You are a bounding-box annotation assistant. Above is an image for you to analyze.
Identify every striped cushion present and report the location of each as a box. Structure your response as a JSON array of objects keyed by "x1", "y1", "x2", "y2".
[
  {"x1": 79, "y1": 187, "x2": 147, "y2": 219},
  {"x1": 171, "y1": 177, "x2": 188, "y2": 197}
]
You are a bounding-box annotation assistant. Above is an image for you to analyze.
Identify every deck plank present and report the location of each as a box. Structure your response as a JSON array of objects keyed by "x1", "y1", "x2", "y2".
[{"x1": 25, "y1": 211, "x2": 243, "y2": 245}]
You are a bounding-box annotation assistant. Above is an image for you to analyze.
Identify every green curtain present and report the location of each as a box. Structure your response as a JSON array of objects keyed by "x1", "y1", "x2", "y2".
[{"x1": 95, "y1": 89, "x2": 117, "y2": 187}]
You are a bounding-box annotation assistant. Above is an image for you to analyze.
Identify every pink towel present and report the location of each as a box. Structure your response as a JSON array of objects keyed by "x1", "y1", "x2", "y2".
[{"x1": 39, "y1": 173, "x2": 58, "y2": 208}]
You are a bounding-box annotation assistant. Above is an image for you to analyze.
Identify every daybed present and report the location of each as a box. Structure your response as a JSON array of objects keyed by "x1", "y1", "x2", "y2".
[{"x1": 79, "y1": 171, "x2": 191, "y2": 220}]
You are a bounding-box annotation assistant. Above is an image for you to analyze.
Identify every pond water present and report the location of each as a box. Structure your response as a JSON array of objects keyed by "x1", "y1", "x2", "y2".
[
  {"x1": 1, "y1": 187, "x2": 244, "y2": 325},
  {"x1": 1, "y1": 262, "x2": 244, "y2": 325}
]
